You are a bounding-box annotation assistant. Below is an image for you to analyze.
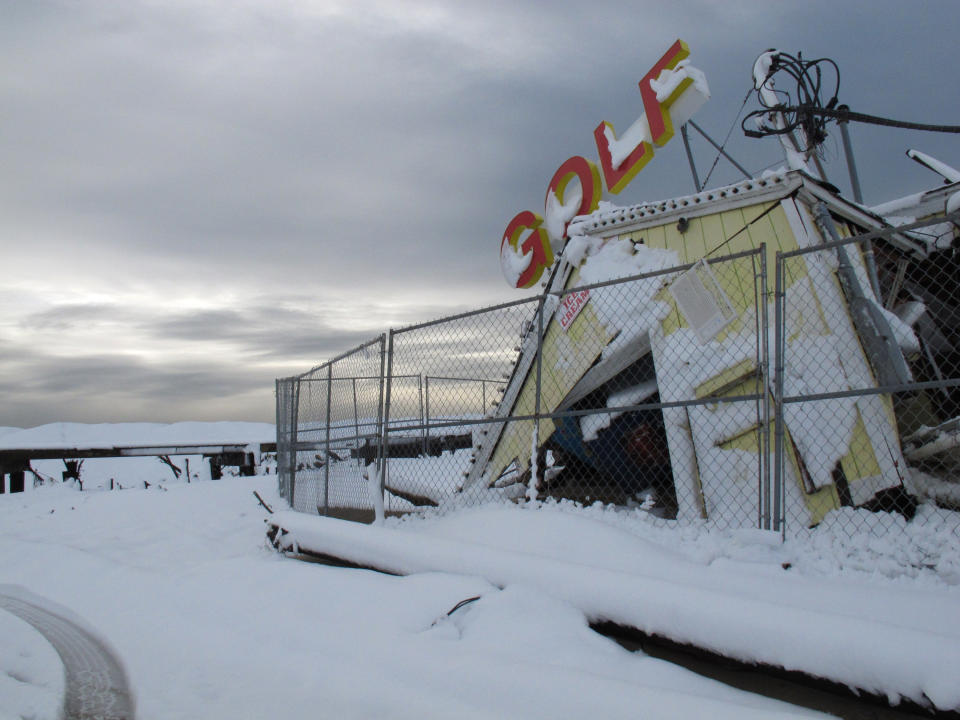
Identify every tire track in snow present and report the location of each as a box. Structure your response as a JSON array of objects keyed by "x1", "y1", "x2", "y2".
[{"x1": 0, "y1": 590, "x2": 135, "y2": 720}]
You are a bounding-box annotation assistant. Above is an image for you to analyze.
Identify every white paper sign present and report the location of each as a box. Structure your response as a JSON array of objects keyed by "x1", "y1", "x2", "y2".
[{"x1": 668, "y1": 259, "x2": 737, "y2": 343}]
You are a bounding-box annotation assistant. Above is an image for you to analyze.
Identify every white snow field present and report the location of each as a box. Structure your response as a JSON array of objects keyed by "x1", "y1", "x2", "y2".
[
  {"x1": 1, "y1": 450, "x2": 958, "y2": 718},
  {"x1": 274, "y1": 504, "x2": 960, "y2": 712},
  {"x1": 0, "y1": 471, "x2": 840, "y2": 720},
  {"x1": 0, "y1": 602, "x2": 64, "y2": 720}
]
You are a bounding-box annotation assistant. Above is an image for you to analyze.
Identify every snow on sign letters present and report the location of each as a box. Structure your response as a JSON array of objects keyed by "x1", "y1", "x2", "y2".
[
  {"x1": 557, "y1": 289, "x2": 590, "y2": 331},
  {"x1": 668, "y1": 259, "x2": 737, "y2": 343},
  {"x1": 499, "y1": 39, "x2": 710, "y2": 289}
]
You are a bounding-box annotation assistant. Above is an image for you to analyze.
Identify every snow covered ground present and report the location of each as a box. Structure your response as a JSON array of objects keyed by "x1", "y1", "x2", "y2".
[
  {"x1": 0, "y1": 601, "x2": 64, "y2": 720},
  {"x1": 0, "y1": 470, "x2": 839, "y2": 720},
  {"x1": 273, "y1": 503, "x2": 960, "y2": 713},
  {"x1": 1, "y1": 453, "x2": 958, "y2": 718}
]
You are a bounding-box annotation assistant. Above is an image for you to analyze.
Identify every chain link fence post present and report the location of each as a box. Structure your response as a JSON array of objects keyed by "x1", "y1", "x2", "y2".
[
  {"x1": 758, "y1": 245, "x2": 772, "y2": 531},
  {"x1": 290, "y1": 376, "x2": 300, "y2": 511},
  {"x1": 323, "y1": 363, "x2": 332, "y2": 516},
  {"x1": 376, "y1": 330, "x2": 394, "y2": 515},
  {"x1": 418, "y1": 374, "x2": 425, "y2": 456},
  {"x1": 531, "y1": 292, "x2": 547, "y2": 498},
  {"x1": 773, "y1": 249, "x2": 786, "y2": 536},
  {"x1": 275, "y1": 378, "x2": 282, "y2": 496},
  {"x1": 424, "y1": 376, "x2": 431, "y2": 457}
]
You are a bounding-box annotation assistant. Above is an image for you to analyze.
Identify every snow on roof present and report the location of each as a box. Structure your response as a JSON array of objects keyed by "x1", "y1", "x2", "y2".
[
  {"x1": 0, "y1": 421, "x2": 276, "y2": 451},
  {"x1": 871, "y1": 180, "x2": 960, "y2": 219},
  {"x1": 866, "y1": 182, "x2": 960, "y2": 253},
  {"x1": 567, "y1": 170, "x2": 799, "y2": 238},
  {"x1": 565, "y1": 169, "x2": 945, "y2": 259}
]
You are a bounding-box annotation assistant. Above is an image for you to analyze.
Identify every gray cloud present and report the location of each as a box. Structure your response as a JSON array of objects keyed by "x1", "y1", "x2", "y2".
[
  {"x1": 0, "y1": 290, "x2": 490, "y2": 426},
  {"x1": 2, "y1": 0, "x2": 958, "y2": 426},
  {"x1": 0, "y1": 344, "x2": 274, "y2": 426},
  {"x1": 18, "y1": 304, "x2": 125, "y2": 332},
  {"x1": 146, "y1": 305, "x2": 375, "y2": 360}
]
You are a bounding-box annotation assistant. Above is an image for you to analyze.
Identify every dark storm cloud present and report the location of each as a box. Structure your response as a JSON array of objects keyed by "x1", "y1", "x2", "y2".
[
  {"x1": 2, "y1": 0, "x2": 958, "y2": 426},
  {"x1": 0, "y1": 1, "x2": 542, "y2": 291}
]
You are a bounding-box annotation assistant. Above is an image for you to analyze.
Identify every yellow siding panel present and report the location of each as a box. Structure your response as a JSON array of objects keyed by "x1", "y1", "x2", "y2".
[
  {"x1": 840, "y1": 410, "x2": 883, "y2": 486},
  {"x1": 643, "y1": 223, "x2": 668, "y2": 252},
  {"x1": 682, "y1": 213, "x2": 710, "y2": 264},
  {"x1": 694, "y1": 359, "x2": 758, "y2": 400},
  {"x1": 485, "y1": 268, "x2": 613, "y2": 485},
  {"x1": 803, "y1": 482, "x2": 842, "y2": 526}
]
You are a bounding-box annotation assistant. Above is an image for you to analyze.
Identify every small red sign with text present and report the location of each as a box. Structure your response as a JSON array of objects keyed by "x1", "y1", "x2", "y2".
[{"x1": 558, "y1": 289, "x2": 590, "y2": 331}]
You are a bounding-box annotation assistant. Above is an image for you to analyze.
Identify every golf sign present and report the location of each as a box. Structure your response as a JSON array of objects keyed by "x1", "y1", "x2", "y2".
[{"x1": 500, "y1": 39, "x2": 709, "y2": 288}]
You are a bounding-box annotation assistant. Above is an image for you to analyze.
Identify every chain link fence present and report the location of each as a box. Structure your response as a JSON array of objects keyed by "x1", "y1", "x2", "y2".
[
  {"x1": 277, "y1": 212, "x2": 960, "y2": 539},
  {"x1": 775, "y1": 205, "x2": 960, "y2": 537},
  {"x1": 277, "y1": 336, "x2": 386, "y2": 520}
]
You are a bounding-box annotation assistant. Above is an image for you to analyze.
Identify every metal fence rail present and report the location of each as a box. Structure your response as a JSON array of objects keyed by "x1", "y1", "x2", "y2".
[{"x1": 277, "y1": 213, "x2": 960, "y2": 539}]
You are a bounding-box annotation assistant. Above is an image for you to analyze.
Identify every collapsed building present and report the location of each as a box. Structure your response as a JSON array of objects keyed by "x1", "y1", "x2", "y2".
[
  {"x1": 276, "y1": 43, "x2": 960, "y2": 530},
  {"x1": 466, "y1": 170, "x2": 960, "y2": 527}
]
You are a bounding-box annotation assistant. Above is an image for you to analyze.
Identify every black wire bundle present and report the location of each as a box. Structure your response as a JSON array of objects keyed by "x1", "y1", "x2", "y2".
[
  {"x1": 742, "y1": 51, "x2": 840, "y2": 152},
  {"x1": 743, "y1": 50, "x2": 960, "y2": 150}
]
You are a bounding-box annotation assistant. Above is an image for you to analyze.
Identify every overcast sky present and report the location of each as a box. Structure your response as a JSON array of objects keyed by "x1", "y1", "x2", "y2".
[{"x1": 2, "y1": 0, "x2": 957, "y2": 428}]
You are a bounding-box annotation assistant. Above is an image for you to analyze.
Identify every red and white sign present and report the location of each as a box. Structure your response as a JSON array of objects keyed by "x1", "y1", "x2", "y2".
[
  {"x1": 499, "y1": 39, "x2": 709, "y2": 289},
  {"x1": 557, "y1": 289, "x2": 591, "y2": 331}
]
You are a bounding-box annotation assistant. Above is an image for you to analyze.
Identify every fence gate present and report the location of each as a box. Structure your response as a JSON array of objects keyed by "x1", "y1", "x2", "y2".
[{"x1": 775, "y1": 207, "x2": 960, "y2": 537}]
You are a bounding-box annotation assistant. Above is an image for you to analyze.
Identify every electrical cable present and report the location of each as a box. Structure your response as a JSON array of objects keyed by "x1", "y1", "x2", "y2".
[
  {"x1": 742, "y1": 51, "x2": 839, "y2": 152},
  {"x1": 701, "y1": 193, "x2": 790, "y2": 260},
  {"x1": 793, "y1": 106, "x2": 960, "y2": 134},
  {"x1": 701, "y1": 88, "x2": 754, "y2": 189},
  {"x1": 743, "y1": 51, "x2": 960, "y2": 157}
]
